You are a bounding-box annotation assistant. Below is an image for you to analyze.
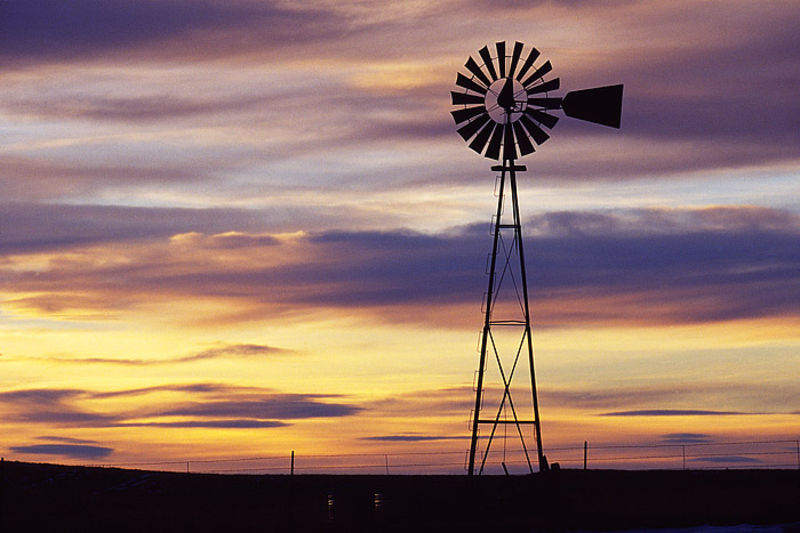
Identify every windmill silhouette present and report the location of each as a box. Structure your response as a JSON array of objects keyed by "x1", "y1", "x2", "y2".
[{"x1": 451, "y1": 41, "x2": 623, "y2": 475}]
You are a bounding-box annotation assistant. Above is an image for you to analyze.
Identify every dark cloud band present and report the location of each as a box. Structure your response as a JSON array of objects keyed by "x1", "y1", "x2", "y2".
[
  {"x1": 0, "y1": 383, "x2": 362, "y2": 429},
  {"x1": 0, "y1": 0, "x2": 344, "y2": 65},
  {"x1": 599, "y1": 410, "x2": 746, "y2": 417},
  {"x1": 10, "y1": 443, "x2": 113, "y2": 459},
  {"x1": 2, "y1": 206, "x2": 798, "y2": 327}
]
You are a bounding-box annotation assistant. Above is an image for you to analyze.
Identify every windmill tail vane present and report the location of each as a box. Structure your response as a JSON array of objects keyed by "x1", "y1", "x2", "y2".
[{"x1": 451, "y1": 41, "x2": 623, "y2": 161}]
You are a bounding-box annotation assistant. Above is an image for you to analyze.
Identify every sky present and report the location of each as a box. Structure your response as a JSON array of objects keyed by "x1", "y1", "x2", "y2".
[{"x1": 1, "y1": 0, "x2": 799, "y2": 473}]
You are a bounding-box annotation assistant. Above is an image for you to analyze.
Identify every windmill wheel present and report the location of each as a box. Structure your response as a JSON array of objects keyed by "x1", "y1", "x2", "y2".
[{"x1": 451, "y1": 41, "x2": 623, "y2": 161}]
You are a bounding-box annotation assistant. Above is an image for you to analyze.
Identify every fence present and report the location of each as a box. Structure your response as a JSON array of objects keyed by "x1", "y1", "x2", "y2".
[
  {"x1": 94, "y1": 438, "x2": 800, "y2": 475},
  {"x1": 546, "y1": 439, "x2": 800, "y2": 472}
]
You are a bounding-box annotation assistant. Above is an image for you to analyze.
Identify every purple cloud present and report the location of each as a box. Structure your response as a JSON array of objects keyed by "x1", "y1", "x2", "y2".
[
  {"x1": 1, "y1": 2, "x2": 798, "y2": 185},
  {"x1": 156, "y1": 395, "x2": 361, "y2": 420},
  {"x1": 0, "y1": 384, "x2": 362, "y2": 430},
  {"x1": 10, "y1": 443, "x2": 113, "y2": 459},
  {"x1": 3, "y1": 207, "x2": 798, "y2": 327},
  {"x1": 0, "y1": 203, "x2": 274, "y2": 253},
  {"x1": 0, "y1": 0, "x2": 344, "y2": 65},
  {"x1": 599, "y1": 410, "x2": 745, "y2": 417},
  {"x1": 690, "y1": 456, "x2": 761, "y2": 464},
  {"x1": 124, "y1": 419, "x2": 287, "y2": 429},
  {"x1": 362, "y1": 435, "x2": 467, "y2": 442},
  {"x1": 40, "y1": 343, "x2": 290, "y2": 366},
  {"x1": 660, "y1": 433, "x2": 714, "y2": 444}
]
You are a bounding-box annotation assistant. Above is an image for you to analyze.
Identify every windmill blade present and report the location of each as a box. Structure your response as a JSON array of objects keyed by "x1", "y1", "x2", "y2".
[
  {"x1": 451, "y1": 105, "x2": 487, "y2": 125},
  {"x1": 479, "y1": 45, "x2": 498, "y2": 81},
  {"x1": 507, "y1": 42, "x2": 524, "y2": 78},
  {"x1": 485, "y1": 121, "x2": 505, "y2": 160},
  {"x1": 515, "y1": 46, "x2": 540, "y2": 81},
  {"x1": 451, "y1": 91, "x2": 485, "y2": 106},
  {"x1": 562, "y1": 84, "x2": 624, "y2": 128},
  {"x1": 521, "y1": 60, "x2": 553, "y2": 87},
  {"x1": 526, "y1": 77, "x2": 560, "y2": 95},
  {"x1": 469, "y1": 120, "x2": 497, "y2": 155},
  {"x1": 457, "y1": 113, "x2": 491, "y2": 141},
  {"x1": 495, "y1": 41, "x2": 506, "y2": 78},
  {"x1": 527, "y1": 97, "x2": 562, "y2": 109},
  {"x1": 456, "y1": 72, "x2": 488, "y2": 95},
  {"x1": 512, "y1": 121, "x2": 535, "y2": 156},
  {"x1": 465, "y1": 56, "x2": 492, "y2": 87},
  {"x1": 526, "y1": 109, "x2": 559, "y2": 129},
  {"x1": 503, "y1": 122, "x2": 517, "y2": 160},
  {"x1": 520, "y1": 115, "x2": 550, "y2": 145}
]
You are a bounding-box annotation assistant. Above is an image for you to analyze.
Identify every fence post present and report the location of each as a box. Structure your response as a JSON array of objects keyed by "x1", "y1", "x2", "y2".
[
  {"x1": 682, "y1": 445, "x2": 686, "y2": 470},
  {"x1": 384, "y1": 454, "x2": 389, "y2": 475},
  {"x1": 290, "y1": 450, "x2": 295, "y2": 475},
  {"x1": 583, "y1": 441, "x2": 588, "y2": 470},
  {"x1": 795, "y1": 440, "x2": 799, "y2": 470}
]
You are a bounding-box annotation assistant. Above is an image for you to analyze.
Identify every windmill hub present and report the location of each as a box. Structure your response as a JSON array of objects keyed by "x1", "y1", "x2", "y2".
[{"x1": 487, "y1": 77, "x2": 527, "y2": 123}]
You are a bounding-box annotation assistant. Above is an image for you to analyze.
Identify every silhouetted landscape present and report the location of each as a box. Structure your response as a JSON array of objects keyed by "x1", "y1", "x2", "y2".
[{"x1": 1, "y1": 460, "x2": 798, "y2": 532}]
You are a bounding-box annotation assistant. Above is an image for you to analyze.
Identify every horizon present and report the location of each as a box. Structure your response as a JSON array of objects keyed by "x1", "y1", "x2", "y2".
[{"x1": 1, "y1": 1, "x2": 799, "y2": 473}]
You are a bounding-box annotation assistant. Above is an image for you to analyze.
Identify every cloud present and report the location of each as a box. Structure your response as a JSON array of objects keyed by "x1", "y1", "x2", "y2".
[
  {"x1": 3, "y1": 206, "x2": 799, "y2": 328},
  {"x1": 0, "y1": 202, "x2": 274, "y2": 253},
  {"x1": 543, "y1": 388, "x2": 677, "y2": 410},
  {"x1": 155, "y1": 395, "x2": 361, "y2": 420},
  {"x1": 88, "y1": 383, "x2": 233, "y2": 399},
  {"x1": 0, "y1": 388, "x2": 118, "y2": 426},
  {"x1": 537, "y1": 381, "x2": 799, "y2": 417},
  {"x1": 362, "y1": 435, "x2": 467, "y2": 442},
  {"x1": 36, "y1": 435, "x2": 104, "y2": 445},
  {"x1": 9, "y1": 443, "x2": 114, "y2": 460},
  {"x1": 39, "y1": 343, "x2": 290, "y2": 366},
  {"x1": 177, "y1": 343, "x2": 288, "y2": 362},
  {"x1": 610, "y1": 21, "x2": 800, "y2": 148},
  {"x1": 366, "y1": 386, "x2": 474, "y2": 418},
  {"x1": 6, "y1": 94, "x2": 280, "y2": 123},
  {"x1": 0, "y1": 383, "x2": 362, "y2": 430},
  {"x1": 0, "y1": 1, "x2": 798, "y2": 196},
  {"x1": 0, "y1": 0, "x2": 347, "y2": 66},
  {"x1": 0, "y1": 388, "x2": 83, "y2": 403},
  {"x1": 660, "y1": 433, "x2": 714, "y2": 444},
  {"x1": 124, "y1": 419, "x2": 287, "y2": 429},
  {"x1": 599, "y1": 410, "x2": 746, "y2": 417},
  {"x1": 319, "y1": 212, "x2": 794, "y2": 327},
  {"x1": 690, "y1": 456, "x2": 761, "y2": 464}
]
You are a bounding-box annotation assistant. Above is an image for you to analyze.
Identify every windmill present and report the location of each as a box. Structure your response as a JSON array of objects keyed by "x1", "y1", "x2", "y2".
[{"x1": 451, "y1": 41, "x2": 623, "y2": 475}]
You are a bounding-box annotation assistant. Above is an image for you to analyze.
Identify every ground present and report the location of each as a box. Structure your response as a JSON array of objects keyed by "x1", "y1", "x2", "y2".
[{"x1": 1, "y1": 461, "x2": 798, "y2": 532}]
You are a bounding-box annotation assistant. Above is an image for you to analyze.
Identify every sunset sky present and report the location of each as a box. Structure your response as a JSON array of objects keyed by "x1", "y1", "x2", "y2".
[{"x1": 1, "y1": 1, "x2": 798, "y2": 472}]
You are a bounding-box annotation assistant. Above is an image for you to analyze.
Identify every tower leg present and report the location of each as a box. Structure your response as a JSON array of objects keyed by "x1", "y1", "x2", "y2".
[{"x1": 467, "y1": 165, "x2": 506, "y2": 476}]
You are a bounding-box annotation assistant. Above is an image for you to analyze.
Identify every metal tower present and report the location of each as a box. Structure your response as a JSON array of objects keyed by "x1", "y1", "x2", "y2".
[
  {"x1": 450, "y1": 41, "x2": 623, "y2": 475},
  {"x1": 468, "y1": 158, "x2": 545, "y2": 475}
]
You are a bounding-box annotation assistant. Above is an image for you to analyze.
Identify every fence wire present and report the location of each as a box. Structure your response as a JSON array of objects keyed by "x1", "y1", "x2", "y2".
[{"x1": 91, "y1": 438, "x2": 800, "y2": 475}]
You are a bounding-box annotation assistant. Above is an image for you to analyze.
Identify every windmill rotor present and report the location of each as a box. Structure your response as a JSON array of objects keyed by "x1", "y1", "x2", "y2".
[{"x1": 451, "y1": 41, "x2": 623, "y2": 160}]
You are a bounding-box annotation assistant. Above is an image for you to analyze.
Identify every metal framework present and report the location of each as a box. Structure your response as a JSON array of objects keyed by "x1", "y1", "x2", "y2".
[{"x1": 467, "y1": 159, "x2": 546, "y2": 475}]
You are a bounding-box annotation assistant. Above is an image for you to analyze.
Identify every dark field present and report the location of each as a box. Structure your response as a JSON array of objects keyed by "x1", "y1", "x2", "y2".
[{"x1": 1, "y1": 460, "x2": 798, "y2": 532}]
